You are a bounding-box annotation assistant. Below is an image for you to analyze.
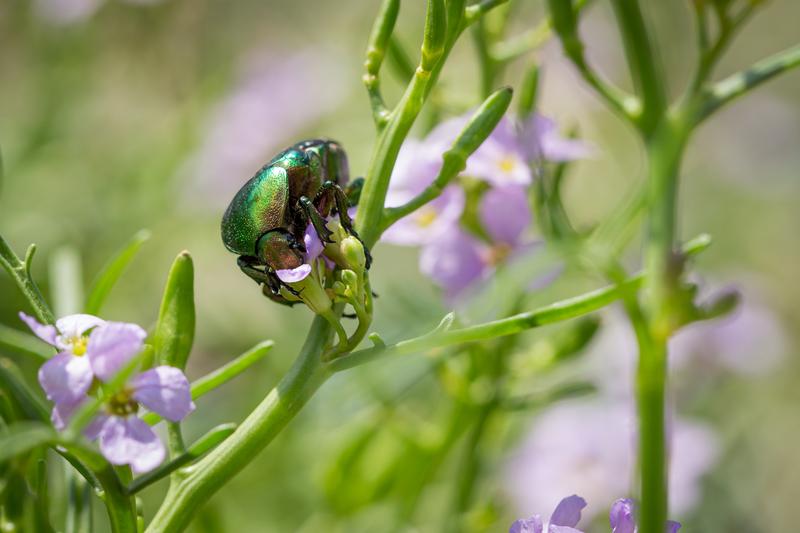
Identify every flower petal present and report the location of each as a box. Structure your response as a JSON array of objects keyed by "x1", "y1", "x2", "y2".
[
  {"x1": 382, "y1": 185, "x2": 466, "y2": 246},
  {"x1": 19, "y1": 312, "x2": 58, "y2": 346},
  {"x1": 509, "y1": 516, "x2": 543, "y2": 533},
  {"x1": 55, "y1": 314, "x2": 106, "y2": 339},
  {"x1": 131, "y1": 366, "x2": 195, "y2": 422},
  {"x1": 419, "y1": 227, "x2": 486, "y2": 300},
  {"x1": 666, "y1": 520, "x2": 682, "y2": 533},
  {"x1": 479, "y1": 185, "x2": 532, "y2": 245},
  {"x1": 276, "y1": 264, "x2": 312, "y2": 283},
  {"x1": 38, "y1": 352, "x2": 93, "y2": 405},
  {"x1": 609, "y1": 498, "x2": 636, "y2": 533},
  {"x1": 303, "y1": 223, "x2": 324, "y2": 262},
  {"x1": 550, "y1": 495, "x2": 586, "y2": 527},
  {"x1": 98, "y1": 416, "x2": 166, "y2": 474},
  {"x1": 87, "y1": 322, "x2": 147, "y2": 381}
]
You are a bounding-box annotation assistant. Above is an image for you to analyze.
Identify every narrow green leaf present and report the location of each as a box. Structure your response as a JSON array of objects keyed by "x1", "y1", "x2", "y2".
[
  {"x1": 126, "y1": 423, "x2": 236, "y2": 495},
  {"x1": 0, "y1": 358, "x2": 49, "y2": 422},
  {"x1": 33, "y1": 458, "x2": 55, "y2": 533},
  {"x1": 84, "y1": 229, "x2": 150, "y2": 315},
  {"x1": 141, "y1": 341, "x2": 273, "y2": 426},
  {"x1": 0, "y1": 324, "x2": 52, "y2": 360},
  {"x1": 0, "y1": 422, "x2": 54, "y2": 463},
  {"x1": 154, "y1": 251, "x2": 195, "y2": 370},
  {"x1": 447, "y1": 85, "x2": 512, "y2": 159},
  {"x1": 518, "y1": 64, "x2": 540, "y2": 118}
]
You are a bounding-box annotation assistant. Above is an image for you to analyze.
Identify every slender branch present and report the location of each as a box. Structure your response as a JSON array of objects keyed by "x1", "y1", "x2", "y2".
[
  {"x1": 329, "y1": 232, "x2": 711, "y2": 375},
  {"x1": 686, "y1": 3, "x2": 757, "y2": 96},
  {"x1": 329, "y1": 276, "x2": 640, "y2": 373},
  {"x1": 381, "y1": 86, "x2": 512, "y2": 231},
  {"x1": 464, "y1": 0, "x2": 510, "y2": 26},
  {"x1": 545, "y1": 0, "x2": 640, "y2": 124},
  {"x1": 490, "y1": 19, "x2": 551, "y2": 63},
  {"x1": 0, "y1": 237, "x2": 55, "y2": 324},
  {"x1": 609, "y1": 0, "x2": 667, "y2": 136},
  {"x1": 363, "y1": 0, "x2": 400, "y2": 129},
  {"x1": 697, "y1": 44, "x2": 800, "y2": 123}
]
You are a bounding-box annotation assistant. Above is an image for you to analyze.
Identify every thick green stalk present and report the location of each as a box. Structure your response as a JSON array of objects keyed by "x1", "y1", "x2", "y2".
[
  {"x1": 638, "y1": 115, "x2": 690, "y2": 533},
  {"x1": 145, "y1": 318, "x2": 332, "y2": 532}
]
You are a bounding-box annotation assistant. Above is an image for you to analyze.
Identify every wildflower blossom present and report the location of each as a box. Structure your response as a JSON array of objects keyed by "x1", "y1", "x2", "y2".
[
  {"x1": 419, "y1": 185, "x2": 536, "y2": 300},
  {"x1": 87, "y1": 366, "x2": 194, "y2": 473},
  {"x1": 21, "y1": 312, "x2": 146, "y2": 406},
  {"x1": 509, "y1": 494, "x2": 587, "y2": 533},
  {"x1": 467, "y1": 115, "x2": 591, "y2": 187},
  {"x1": 382, "y1": 139, "x2": 465, "y2": 246},
  {"x1": 504, "y1": 400, "x2": 718, "y2": 520},
  {"x1": 609, "y1": 498, "x2": 681, "y2": 533}
]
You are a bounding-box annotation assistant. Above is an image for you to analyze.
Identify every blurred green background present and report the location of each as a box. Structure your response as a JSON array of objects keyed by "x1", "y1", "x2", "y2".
[{"x1": 1, "y1": 0, "x2": 798, "y2": 531}]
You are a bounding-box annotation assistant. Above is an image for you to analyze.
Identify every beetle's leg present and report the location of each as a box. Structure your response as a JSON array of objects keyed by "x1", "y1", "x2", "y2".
[
  {"x1": 315, "y1": 181, "x2": 373, "y2": 269},
  {"x1": 344, "y1": 177, "x2": 364, "y2": 207},
  {"x1": 299, "y1": 196, "x2": 336, "y2": 244},
  {"x1": 237, "y1": 256, "x2": 273, "y2": 285}
]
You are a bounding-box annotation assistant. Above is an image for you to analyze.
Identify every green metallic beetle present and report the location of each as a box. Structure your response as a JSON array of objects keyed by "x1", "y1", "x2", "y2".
[{"x1": 221, "y1": 138, "x2": 368, "y2": 305}]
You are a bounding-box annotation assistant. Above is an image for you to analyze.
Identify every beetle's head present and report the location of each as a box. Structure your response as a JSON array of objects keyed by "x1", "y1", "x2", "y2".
[{"x1": 256, "y1": 230, "x2": 306, "y2": 271}]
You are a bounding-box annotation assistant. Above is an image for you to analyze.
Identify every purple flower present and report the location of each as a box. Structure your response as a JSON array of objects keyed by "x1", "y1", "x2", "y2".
[
  {"x1": 669, "y1": 295, "x2": 787, "y2": 375},
  {"x1": 509, "y1": 494, "x2": 587, "y2": 533},
  {"x1": 504, "y1": 400, "x2": 718, "y2": 521},
  {"x1": 275, "y1": 223, "x2": 326, "y2": 283},
  {"x1": 87, "y1": 366, "x2": 194, "y2": 473},
  {"x1": 466, "y1": 115, "x2": 591, "y2": 187},
  {"x1": 609, "y1": 498, "x2": 681, "y2": 533},
  {"x1": 383, "y1": 139, "x2": 466, "y2": 246},
  {"x1": 419, "y1": 185, "x2": 537, "y2": 300},
  {"x1": 21, "y1": 313, "x2": 146, "y2": 407}
]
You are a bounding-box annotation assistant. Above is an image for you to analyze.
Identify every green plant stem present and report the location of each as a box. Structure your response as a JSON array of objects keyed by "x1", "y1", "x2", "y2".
[
  {"x1": 329, "y1": 273, "x2": 643, "y2": 373},
  {"x1": 0, "y1": 237, "x2": 54, "y2": 324},
  {"x1": 145, "y1": 317, "x2": 332, "y2": 532},
  {"x1": 609, "y1": 0, "x2": 666, "y2": 137},
  {"x1": 697, "y1": 44, "x2": 800, "y2": 123},
  {"x1": 94, "y1": 466, "x2": 137, "y2": 533},
  {"x1": 357, "y1": 0, "x2": 505, "y2": 247},
  {"x1": 637, "y1": 114, "x2": 691, "y2": 533}
]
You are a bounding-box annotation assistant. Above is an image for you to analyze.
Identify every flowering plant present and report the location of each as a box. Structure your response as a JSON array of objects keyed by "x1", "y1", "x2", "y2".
[{"x1": 1, "y1": 0, "x2": 798, "y2": 532}]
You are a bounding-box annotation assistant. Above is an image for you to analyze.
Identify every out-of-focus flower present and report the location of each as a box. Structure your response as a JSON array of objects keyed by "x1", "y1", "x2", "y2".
[
  {"x1": 33, "y1": 0, "x2": 164, "y2": 26},
  {"x1": 504, "y1": 400, "x2": 718, "y2": 521},
  {"x1": 87, "y1": 366, "x2": 194, "y2": 473},
  {"x1": 21, "y1": 312, "x2": 146, "y2": 407},
  {"x1": 33, "y1": 0, "x2": 103, "y2": 25},
  {"x1": 609, "y1": 498, "x2": 681, "y2": 533},
  {"x1": 382, "y1": 139, "x2": 466, "y2": 246},
  {"x1": 669, "y1": 297, "x2": 788, "y2": 375},
  {"x1": 182, "y1": 48, "x2": 349, "y2": 206},
  {"x1": 419, "y1": 185, "x2": 536, "y2": 300},
  {"x1": 467, "y1": 115, "x2": 591, "y2": 187},
  {"x1": 509, "y1": 494, "x2": 587, "y2": 533}
]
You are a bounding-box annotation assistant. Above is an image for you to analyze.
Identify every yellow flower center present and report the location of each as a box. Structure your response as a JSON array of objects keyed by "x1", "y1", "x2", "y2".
[
  {"x1": 415, "y1": 207, "x2": 438, "y2": 228},
  {"x1": 106, "y1": 389, "x2": 139, "y2": 416},
  {"x1": 486, "y1": 243, "x2": 512, "y2": 266},
  {"x1": 498, "y1": 156, "x2": 516, "y2": 174},
  {"x1": 69, "y1": 336, "x2": 89, "y2": 356}
]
